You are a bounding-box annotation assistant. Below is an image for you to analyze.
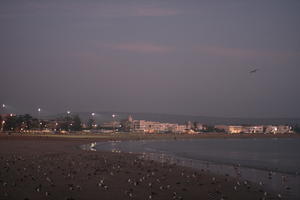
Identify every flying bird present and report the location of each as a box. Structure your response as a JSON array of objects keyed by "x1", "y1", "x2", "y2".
[{"x1": 249, "y1": 68, "x2": 259, "y2": 73}]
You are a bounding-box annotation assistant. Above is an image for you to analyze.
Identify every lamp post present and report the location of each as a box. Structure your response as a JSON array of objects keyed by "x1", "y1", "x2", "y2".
[
  {"x1": 55, "y1": 122, "x2": 58, "y2": 132},
  {"x1": 66, "y1": 111, "x2": 71, "y2": 132},
  {"x1": 2, "y1": 104, "x2": 6, "y2": 114},
  {"x1": 38, "y1": 108, "x2": 42, "y2": 131},
  {"x1": 112, "y1": 114, "x2": 116, "y2": 133},
  {"x1": 91, "y1": 112, "x2": 96, "y2": 129}
]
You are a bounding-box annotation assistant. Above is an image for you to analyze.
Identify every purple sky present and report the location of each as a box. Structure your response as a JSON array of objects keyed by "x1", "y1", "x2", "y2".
[{"x1": 0, "y1": 0, "x2": 300, "y2": 117}]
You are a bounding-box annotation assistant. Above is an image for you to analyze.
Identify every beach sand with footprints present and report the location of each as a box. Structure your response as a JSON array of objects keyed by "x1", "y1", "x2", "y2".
[{"x1": 0, "y1": 135, "x2": 277, "y2": 200}]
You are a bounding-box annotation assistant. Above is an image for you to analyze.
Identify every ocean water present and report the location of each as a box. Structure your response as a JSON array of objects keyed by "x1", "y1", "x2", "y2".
[{"x1": 89, "y1": 138, "x2": 300, "y2": 199}]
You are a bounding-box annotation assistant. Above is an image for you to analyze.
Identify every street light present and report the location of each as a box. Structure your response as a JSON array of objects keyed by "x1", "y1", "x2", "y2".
[
  {"x1": 90, "y1": 113, "x2": 96, "y2": 129},
  {"x1": 38, "y1": 108, "x2": 42, "y2": 131},
  {"x1": 66, "y1": 111, "x2": 71, "y2": 132},
  {"x1": 38, "y1": 108, "x2": 41, "y2": 120},
  {"x1": 2, "y1": 104, "x2": 6, "y2": 114},
  {"x1": 112, "y1": 114, "x2": 117, "y2": 133}
]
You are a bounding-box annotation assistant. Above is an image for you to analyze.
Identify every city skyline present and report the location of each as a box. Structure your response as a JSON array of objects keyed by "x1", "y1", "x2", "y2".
[{"x1": 1, "y1": 0, "x2": 300, "y2": 118}]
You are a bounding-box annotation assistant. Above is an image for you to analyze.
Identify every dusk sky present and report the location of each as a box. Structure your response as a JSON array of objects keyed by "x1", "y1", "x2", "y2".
[{"x1": 1, "y1": 0, "x2": 300, "y2": 118}]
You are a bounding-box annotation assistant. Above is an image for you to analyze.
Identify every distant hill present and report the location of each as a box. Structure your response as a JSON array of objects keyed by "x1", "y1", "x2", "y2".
[{"x1": 45, "y1": 111, "x2": 300, "y2": 125}]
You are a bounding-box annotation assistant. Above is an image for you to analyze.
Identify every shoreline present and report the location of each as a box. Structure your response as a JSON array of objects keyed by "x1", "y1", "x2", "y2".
[
  {"x1": 0, "y1": 135, "x2": 284, "y2": 200},
  {"x1": 86, "y1": 137, "x2": 300, "y2": 200},
  {"x1": 1, "y1": 132, "x2": 299, "y2": 141},
  {"x1": 81, "y1": 137, "x2": 300, "y2": 175}
]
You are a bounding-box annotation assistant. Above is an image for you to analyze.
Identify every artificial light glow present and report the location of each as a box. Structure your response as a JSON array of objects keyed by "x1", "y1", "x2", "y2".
[
  {"x1": 38, "y1": 108, "x2": 41, "y2": 112},
  {"x1": 67, "y1": 111, "x2": 71, "y2": 114},
  {"x1": 91, "y1": 112, "x2": 95, "y2": 116},
  {"x1": 2, "y1": 104, "x2": 5, "y2": 108}
]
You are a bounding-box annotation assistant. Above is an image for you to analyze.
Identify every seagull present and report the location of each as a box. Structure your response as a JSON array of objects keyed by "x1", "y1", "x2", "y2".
[{"x1": 250, "y1": 68, "x2": 259, "y2": 73}]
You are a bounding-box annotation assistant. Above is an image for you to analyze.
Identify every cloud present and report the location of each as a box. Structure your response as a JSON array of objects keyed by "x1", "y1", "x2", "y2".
[
  {"x1": 110, "y1": 43, "x2": 174, "y2": 53},
  {"x1": 196, "y1": 46, "x2": 300, "y2": 61}
]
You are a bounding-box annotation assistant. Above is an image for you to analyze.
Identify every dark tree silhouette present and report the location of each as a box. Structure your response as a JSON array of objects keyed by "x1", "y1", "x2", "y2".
[
  {"x1": 3, "y1": 116, "x2": 18, "y2": 131},
  {"x1": 293, "y1": 125, "x2": 300, "y2": 134},
  {"x1": 71, "y1": 115, "x2": 82, "y2": 131},
  {"x1": 87, "y1": 118, "x2": 95, "y2": 130}
]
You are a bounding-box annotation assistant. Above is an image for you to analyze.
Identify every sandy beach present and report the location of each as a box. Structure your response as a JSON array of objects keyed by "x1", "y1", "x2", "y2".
[{"x1": 0, "y1": 134, "x2": 281, "y2": 200}]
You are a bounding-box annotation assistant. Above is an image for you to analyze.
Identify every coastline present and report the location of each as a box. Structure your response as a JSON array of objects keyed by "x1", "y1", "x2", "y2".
[
  {"x1": 0, "y1": 134, "x2": 284, "y2": 200},
  {"x1": 1, "y1": 132, "x2": 299, "y2": 141}
]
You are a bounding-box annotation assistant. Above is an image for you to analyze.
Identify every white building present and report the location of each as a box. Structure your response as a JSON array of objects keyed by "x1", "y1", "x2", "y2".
[
  {"x1": 265, "y1": 125, "x2": 292, "y2": 134},
  {"x1": 228, "y1": 126, "x2": 243, "y2": 134},
  {"x1": 243, "y1": 126, "x2": 264, "y2": 133},
  {"x1": 132, "y1": 120, "x2": 185, "y2": 133}
]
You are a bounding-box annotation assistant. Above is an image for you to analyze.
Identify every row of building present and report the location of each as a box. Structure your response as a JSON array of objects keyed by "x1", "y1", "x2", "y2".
[
  {"x1": 215, "y1": 125, "x2": 292, "y2": 134},
  {"x1": 0, "y1": 113, "x2": 294, "y2": 134},
  {"x1": 99, "y1": 116, "x2": 185, "y2": 133},
  {"x1": 100, "y1": 116, "x2": 293, "y2": 134}
]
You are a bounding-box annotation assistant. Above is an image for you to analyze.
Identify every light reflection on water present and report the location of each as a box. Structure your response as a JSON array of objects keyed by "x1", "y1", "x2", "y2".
[{"x1": 81, "y1": 138, "x2": 300, "y2": 200}]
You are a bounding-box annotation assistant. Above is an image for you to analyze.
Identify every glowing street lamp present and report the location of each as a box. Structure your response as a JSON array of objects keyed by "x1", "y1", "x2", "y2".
[
  {"x1": 90, "y1": 112, "x2": 97, "y2": 129},
  {"x1": 2, "y1": 104, "x2": 6, "y2": 114},
  {"x1": 38, "y1": 108, "x2": 42, "y2": 119},
  {"x1": 38, "y1": 108, "x2": 41, "y2": 115},
  {"x1": 38, "y1": 108, "x2": 42, "y2": 131},
  {"x1": 112, "y1": 114, "x2": 117, "y2": 133},
  {"x1": 66, "y1": 111, "x2": 72, "y2": 132}
]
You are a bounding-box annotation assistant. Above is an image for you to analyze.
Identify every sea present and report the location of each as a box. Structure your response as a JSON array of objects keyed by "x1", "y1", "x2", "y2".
[{"x1": 84, "y1": 138, "x2": 300, "y2": 200}]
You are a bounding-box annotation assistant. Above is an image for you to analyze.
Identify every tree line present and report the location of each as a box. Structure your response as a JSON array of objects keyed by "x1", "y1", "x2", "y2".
[{"x1": 0, "y1": 114, "x2": 82, "y2": 132}]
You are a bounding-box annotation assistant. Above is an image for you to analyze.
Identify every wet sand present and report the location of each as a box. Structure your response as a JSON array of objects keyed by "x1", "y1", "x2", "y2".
[{"x1": 0, "y1": 135, "x2": 278, "y2": 200}]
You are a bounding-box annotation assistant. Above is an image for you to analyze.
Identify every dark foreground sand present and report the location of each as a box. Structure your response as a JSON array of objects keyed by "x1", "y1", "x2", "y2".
[{"x1": 0, "y1": 135, "x2": 277, "y2": 200}]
